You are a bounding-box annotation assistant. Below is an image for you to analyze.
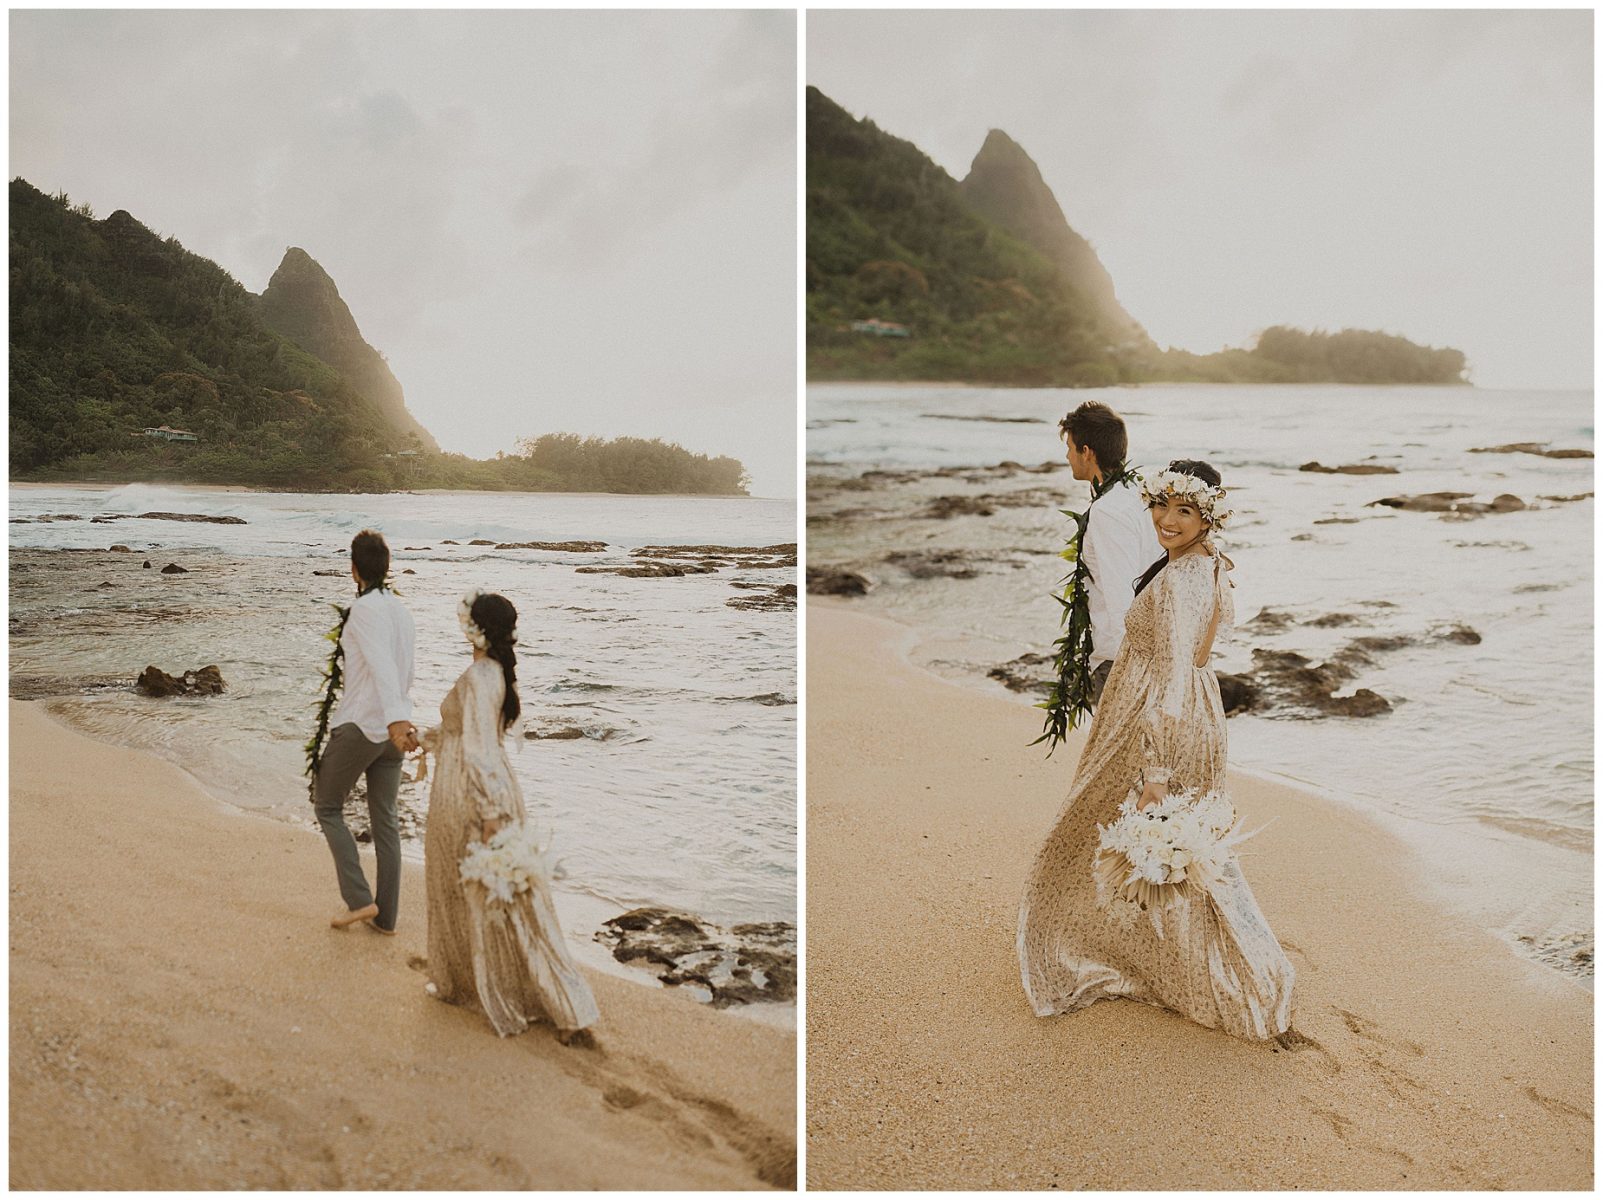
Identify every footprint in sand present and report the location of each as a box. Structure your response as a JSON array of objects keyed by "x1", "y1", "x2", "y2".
[
  {"x1": 1332, "y1": 1006, "x2": 1425, "y2": 1057},
  {"x1": 1274, "y1": 1028, "x2": 1340, "y2": 1075},
  {"x1": 1523, "y1": 1086, "x2": 1591, "y2": 1121},
  {"x1": 405, "y1": 954, "x2": 428, "y2": 973}
]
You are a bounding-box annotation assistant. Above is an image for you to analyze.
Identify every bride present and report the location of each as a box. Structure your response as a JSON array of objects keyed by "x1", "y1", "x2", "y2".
[
  {"x1": 419, "y1": 590, "x2": 600, "y2": 1043},
  {"x1": 1017, "y1": 460, "x2": 1294, "y2": 1041}
]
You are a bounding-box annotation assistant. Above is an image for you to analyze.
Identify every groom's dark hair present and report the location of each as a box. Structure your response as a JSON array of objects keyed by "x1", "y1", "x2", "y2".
[
  {"x1": 350, "y1": 529, "x2": 390, "y2": 589},
  {"x1": 1059, "y1": 401, "x2": 1128, "y2": 473}
]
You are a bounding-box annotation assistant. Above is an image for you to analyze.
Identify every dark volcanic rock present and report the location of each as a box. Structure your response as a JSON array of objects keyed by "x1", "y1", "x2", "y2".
[
  {"x1": 469, "y1": 539, "x2": 496, "y2": 546},
  {"x1": 596, "y1": 907, "x2": 795, "y2": 1007},
  {"x1": 726, "y1": 584, "x2": 797, "y2": 612},
  {"x1": 1539, "y1": 492, "x2": 1593, "y2": 503},
  {"x1": 160, "y1": 563, "x2": 189, "y2": 574},
  {"x1": 807, "y1": 567, "x2": 868, "y2": 596},
  {"x1": 576, "y1": 561, "x2": 718, "y2": 578},
  {"x1": 1300, "y1": 461, "x2": 1399, "y2": 475},
  {"x1": 136, "y1": 664, "x2": 226, "y2": 697},
  {"x1": 1243, "y1": 608, "x2": 1297, "y2": 632},
  {"x1": 1217, "y1": 672, "x2": 1259, "y2": 715},
  {"x1": 1370, "y1": 491, "x2": 1527, "y2": 517},
  {"x1": 883, "y1": 550, "x2": 982, "y2": 580},
  {"x1": 136, "y1": 511, "x2": 246, "y2": 525},
  {"x1": 109, "y1": 544, "x2": 133, "y2": 552},
  {"x1": 923, "y1": 495, "x2": 997, "y2": 519},
  {"x1": 987, "y1": 652, "x2": 1053, "y2": 694},
  {"x1": 495, "y1": 540, "x2": 608, "y2": 552},
  {"x1": 1470, "y1": 442, "x2": 1594, "y2": 459},
  {"x1": 142, "y1": 560, "x2": 152, "y2": 569}
]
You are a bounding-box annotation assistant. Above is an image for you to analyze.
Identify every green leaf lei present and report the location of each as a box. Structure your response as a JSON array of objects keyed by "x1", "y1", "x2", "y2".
[
  {"x1": 304, "y1": 581, "x2": 389, "y2": 789},
  {"x1": 1032, "y1": 462, "x2": 1138, "y2": 755}
]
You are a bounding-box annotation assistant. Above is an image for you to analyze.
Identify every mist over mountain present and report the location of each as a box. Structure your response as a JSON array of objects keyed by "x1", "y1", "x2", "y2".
[
  {"x1": 10, "y1": 179, "x2": 748, "y2": 493},
  {"x1": 958, "y1": 128, "x2": 1145, "y2": 346},
  {"x1": 258, "y1": 247, "x2": 438, "y2": 452},
  {"x1": 806, "y1": 88, "x2": 1467, "y2": 387}
]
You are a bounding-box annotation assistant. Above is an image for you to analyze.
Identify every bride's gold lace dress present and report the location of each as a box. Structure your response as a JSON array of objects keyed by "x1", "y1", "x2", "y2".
[
  {"x1": 1017, "y1": 550, "x2": 1294, "y2": 1040},
  {"x1": 423, "y1": 659, "x2": 599, "y2": 1036}
]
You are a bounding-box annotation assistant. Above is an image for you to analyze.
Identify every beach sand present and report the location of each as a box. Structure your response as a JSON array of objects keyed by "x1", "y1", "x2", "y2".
[
  {"x1": 9, "y1": 701, "x2": 795, "y2": 1189},
  {"x1": 806, "y1": 606, "x2": 1591, "y2": 1190}
]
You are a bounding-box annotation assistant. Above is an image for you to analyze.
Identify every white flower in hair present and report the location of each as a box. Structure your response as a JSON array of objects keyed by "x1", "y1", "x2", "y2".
[
  {"x1": 1137, "y1": 469, "x2": 1232, "y2": 531},
  {"x1": 457, "y1": 589, "x2": 489, "y2": 650}
]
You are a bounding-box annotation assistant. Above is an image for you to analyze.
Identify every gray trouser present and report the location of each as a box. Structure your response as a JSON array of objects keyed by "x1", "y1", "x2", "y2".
[
  {"x1": 313, "y1": 722, "x2": 404, "y2": 931},
  {"x1": 1090, "y1": 660, "x2": 1114, "y2": 706}
]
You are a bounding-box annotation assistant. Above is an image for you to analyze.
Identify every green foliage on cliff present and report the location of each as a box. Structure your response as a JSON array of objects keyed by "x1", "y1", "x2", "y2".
[
  {"x1": 10, "y1": 178, "x2": 408, "y2": 486},
  {"x1": 806, "y1": 89, "x2": 1469, "y2": 387},
  {"x1": 9, "y1": 180, "x2": 751, "y2": 494},
  {"x1": 807, "y1": 87, "x2": 1132, "y2": 387}
]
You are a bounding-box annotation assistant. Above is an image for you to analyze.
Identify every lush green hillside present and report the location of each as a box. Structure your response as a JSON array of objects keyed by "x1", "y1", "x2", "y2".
[
  {"x1": 10, "y1": 179, "x2": 413, "y2": 486},
  {"x1": 806, "y1": 90, "x2": 1468, "y2": 387},
  {"x1": 9, "y1": 180, "x2": 751, "y2": 494},
  {"x1": 807, "y1": 87, "x2": 1132, "y2": 387}
]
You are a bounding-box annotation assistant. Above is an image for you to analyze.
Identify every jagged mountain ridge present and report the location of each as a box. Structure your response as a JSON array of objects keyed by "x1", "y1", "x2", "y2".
[
  {"x1": 9, "y1": 178, "x2": 439, "y2": 484},
  {"x1": 806, "y1": 88, "x2": 1467, "y2": 386},
  {"x1": 257, "y1": 248, "x2": 437, "y2": 452},
  {"x1": 958, "y1": 128, "x2": 1145, "y2": 345}
]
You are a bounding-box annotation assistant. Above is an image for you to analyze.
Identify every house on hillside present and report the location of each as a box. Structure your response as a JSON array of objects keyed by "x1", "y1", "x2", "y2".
[
  {"x1": 849, "y1": 318, "x2": 910, "y2": 338},
  {"x1": 141, "y1": 425, "x2": 200, "y2": 443}
]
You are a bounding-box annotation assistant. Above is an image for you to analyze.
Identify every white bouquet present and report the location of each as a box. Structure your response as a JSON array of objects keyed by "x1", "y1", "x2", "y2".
[
  {"x1": 1094, "y1": 787, "x2": 1257, "y2": 934},
  {"x1": 458, "y1": 822, "x2": 554, "y2": 905}
]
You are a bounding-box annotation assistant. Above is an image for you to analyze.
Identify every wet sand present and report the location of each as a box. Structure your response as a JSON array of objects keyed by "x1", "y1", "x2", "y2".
[
  {"x1": 9, "y1": 701, "x2": 795, "y2": 1189},
  {"x1": 806, "y1": 605, "x2": 1591, "y2": 1190}
]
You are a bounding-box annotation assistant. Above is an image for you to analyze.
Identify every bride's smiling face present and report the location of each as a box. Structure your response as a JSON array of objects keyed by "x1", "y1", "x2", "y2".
[{"x1": 1150, "y1": 496, "x2": 1207, "y2": 552}]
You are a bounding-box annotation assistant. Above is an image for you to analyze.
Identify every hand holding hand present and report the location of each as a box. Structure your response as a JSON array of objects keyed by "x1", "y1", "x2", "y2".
[{"x1": 388, "y1": 720, "x2": 418, "y2": 753}]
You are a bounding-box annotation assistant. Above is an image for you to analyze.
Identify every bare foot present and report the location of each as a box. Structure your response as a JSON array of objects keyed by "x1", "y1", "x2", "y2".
[
  {"x1": 364, "y1": 917, "x2": 397, "y2": 936},
  {"x1": 557, "y1": 1027, "x2": 598, "y2": 1050},
  {"x1": 331, "y1": 903, "x2": 379, "y2": 929}
]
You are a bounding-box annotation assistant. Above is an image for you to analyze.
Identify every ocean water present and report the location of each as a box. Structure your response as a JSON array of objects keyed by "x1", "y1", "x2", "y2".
[
  {"x1": 10, "y1": 484, "x2": 797, "y2": 985},
  {"x1": 808, "y1": 382, "x2": 1593, "y2": 975}
]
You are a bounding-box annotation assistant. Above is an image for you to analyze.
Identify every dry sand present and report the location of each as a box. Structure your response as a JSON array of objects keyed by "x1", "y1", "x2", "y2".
[
  {"x1": 9, "y1": 701, "x2": 795, "y2": 1189},
  {"x1": 806, "y1": 606, "x2": 1592, "y2": 1190}
]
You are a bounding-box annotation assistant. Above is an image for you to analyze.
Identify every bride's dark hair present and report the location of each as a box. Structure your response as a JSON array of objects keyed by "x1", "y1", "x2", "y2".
[
  {"x1": 1133, "y1": 459, "x2": 1223, "y2": 597},
  {"x1": 470, "y1": 593, "x2": 521, "y2": 730}
]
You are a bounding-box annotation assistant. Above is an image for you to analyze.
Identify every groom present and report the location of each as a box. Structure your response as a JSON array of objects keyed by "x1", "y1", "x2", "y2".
[
  {"x1": 313, "y1": 528, "x2": 418, "y2": 935},
  {"x1": 1060, "y1": 400, "x2": 1162, "y2": 704}
]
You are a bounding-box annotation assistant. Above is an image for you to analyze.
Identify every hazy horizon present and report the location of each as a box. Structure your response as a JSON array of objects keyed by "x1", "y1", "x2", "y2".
[
  {"x1": 11, "y1": 10, "x2": 798, "y2": 497},
  {"x1": 809, "y1": 9, "x2": 1592, "y2": 391}
]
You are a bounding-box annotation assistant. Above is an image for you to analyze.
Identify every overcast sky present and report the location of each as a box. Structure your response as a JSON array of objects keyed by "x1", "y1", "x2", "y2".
[
  {"x1": 12, "y1": 10, "x2": 797, "y2": 496},
  {"x1": 810, "y1": 9, "x2": 1592, "y2": 390}
]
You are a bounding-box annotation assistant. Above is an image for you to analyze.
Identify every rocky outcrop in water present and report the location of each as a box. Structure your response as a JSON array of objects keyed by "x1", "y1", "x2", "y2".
[
  {"x1": 1470, "y1": 442, "x2": 1593, "y2": 459},
  {"x1": 96, "y1": 511, "x2": 247, "y2": 525},
  {"x1": 495, "y1": 540, "x2": 607, "y2": 552},
  {"x1": 806, "y1": 568, "x2": 868, "y2": 596},
  {"x1": 1369, "y1": 492, "x2": 1526, "y2": 516},
  {"x1": 596, "y1": 907, "x2": 795, "y2": 1007},
  {"x1": 136, "y1": 664, "x2": 226, "y2": 697},
  {"x1": 576, "y1": 562, "x2": 718, "y2": 578},
  {"x1": 1300, "y1": 461, "x2": 1399, "y2": 475},
  {"x1": 160, "y1": 563, "x2": 189, "y2": 574},
  {"x1": 726, "y1": 584, "x2": 797, "y2": 612}
]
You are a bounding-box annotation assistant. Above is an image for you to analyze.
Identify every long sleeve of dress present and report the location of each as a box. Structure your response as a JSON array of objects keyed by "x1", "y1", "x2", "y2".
[
  {"x1": 1139, "y1": 556, "x2": 1218, "y2": 787},
  {"x1": 459, "y1": 667, "x2": 521, "y2": 823}
]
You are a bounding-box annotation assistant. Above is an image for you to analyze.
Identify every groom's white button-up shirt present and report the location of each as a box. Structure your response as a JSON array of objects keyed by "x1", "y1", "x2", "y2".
[
  {"x1": 1082, "y1": 478, "x2": 1164, "y2": 667},
  {"x1": 330, "y1": 587, "x2": 416, "y2": 743}
]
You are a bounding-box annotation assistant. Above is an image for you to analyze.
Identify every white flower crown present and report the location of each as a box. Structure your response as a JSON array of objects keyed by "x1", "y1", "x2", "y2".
[
  {"x1": 1137, "y1": 469, "x2": 1234, "y2": 531},
  {"x1": 457, "y1": 589, "x2": 489, "y2": 650}
]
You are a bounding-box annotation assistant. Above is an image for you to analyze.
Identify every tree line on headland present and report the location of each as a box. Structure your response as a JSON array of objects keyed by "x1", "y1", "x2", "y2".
[
  {"x1": 9, "y1": 179, "x2": 748, "y2": 494},
  {"x1": 806, "y1": 88, "x2": 1468, "y2": 388}
]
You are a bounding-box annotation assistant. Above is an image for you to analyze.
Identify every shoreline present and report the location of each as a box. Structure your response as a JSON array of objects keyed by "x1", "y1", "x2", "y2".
[
  {"x1": 805, "y1": 603, "x2": 1591, "y2": 1190},
  {"x1": 10, "y1": 699, "x2": 796, "y2": 1188},
  {"x1": 10, "y1": 479, "x2": 773, "y2": 501},
  {"x1": 805, "y1": 377, "x2": 1491, "y2": 391}
]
